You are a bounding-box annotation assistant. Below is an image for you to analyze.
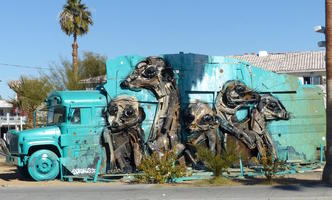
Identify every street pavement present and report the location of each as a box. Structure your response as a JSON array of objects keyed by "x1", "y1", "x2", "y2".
[{"x1": 0, "y1": 184, "x2": 331, "y2": 200}]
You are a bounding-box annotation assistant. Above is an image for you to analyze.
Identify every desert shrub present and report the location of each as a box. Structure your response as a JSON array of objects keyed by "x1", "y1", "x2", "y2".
[
  {"x1": 261, "y1": 154, "x2": 286, "y2": 184},
  {"x1": 196, "y1": 146, "x2": 236, "y2": 177},
  {"x1": 226, "y1": 135, "x2": 252, "y2": 167},
  {"x1": 136, "y1": 151, "x2": 187, "y2": 184}
]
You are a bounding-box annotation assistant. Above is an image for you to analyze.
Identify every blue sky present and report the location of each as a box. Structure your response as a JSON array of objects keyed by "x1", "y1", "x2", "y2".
[{"x1": 0, "y1": 0, "x2": 325, "y2": 99}]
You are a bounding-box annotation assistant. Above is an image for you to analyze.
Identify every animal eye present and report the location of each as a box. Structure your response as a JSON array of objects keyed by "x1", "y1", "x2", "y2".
[
  {"x1": 268, "y1": 101, "x2": 278, "y2": 108},
  {"x1": 202, "y1": 114, "x2": 212, "y2": 122},
  {"x1": 270, "y1": 102, "x2": 277, "y2": 107},
  {"x1": 267, "y1": 102, "x2": 281, "y2": 111},
  {"x1": 109, "y1": 106, "x2": 118, "y2": 115},
  {"x1": 124, "y1": 107, "x2": 135, "y2": 117},
  {"x1": 142, "y1": 66, "x2": 157, "y2": 78},
  {"x1": 184, "y1": 113, "x2": 195, "y2": 124},
  {"x1": 235, "y1": 86, "x2": 245, "y2": 96}
]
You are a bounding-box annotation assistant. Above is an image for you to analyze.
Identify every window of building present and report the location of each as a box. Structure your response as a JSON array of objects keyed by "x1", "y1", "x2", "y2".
[
  {"x1": 303, "y1": 76, "x2": 322, "y2": 85},
  {"x1": 303, "y1": 77, "x2": 311, "y2": 84}
]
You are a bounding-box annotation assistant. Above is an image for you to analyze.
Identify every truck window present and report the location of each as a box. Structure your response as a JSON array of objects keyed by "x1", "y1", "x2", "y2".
[
  {"x1": 70, "y1": 108, "x2": 81, "y2": 124},
  {"x1": 47, "y1": 106, "x2": 66, "y2": 125}
]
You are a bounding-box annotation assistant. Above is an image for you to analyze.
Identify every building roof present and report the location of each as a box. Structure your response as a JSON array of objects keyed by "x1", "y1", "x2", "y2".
[
  {"x1": 229, "y1": 51, "x2": 325, "y2": 73},
  {"x1": 0, "y1": 100, "x2": 13, "y2": 108}
]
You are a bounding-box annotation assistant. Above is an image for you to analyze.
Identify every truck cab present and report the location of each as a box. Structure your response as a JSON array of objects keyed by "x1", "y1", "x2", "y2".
[{"x1": 0, "y1": 90, "x2": 108, "y2": 181}]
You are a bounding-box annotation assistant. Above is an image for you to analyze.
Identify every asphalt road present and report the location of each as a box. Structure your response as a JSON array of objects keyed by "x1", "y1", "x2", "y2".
[{"x1": 0, "y1": 184, "x2": 332, "y2": 200}]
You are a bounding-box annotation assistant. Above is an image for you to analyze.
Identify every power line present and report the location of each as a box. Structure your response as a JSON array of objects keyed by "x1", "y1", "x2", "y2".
[{"x1": 0, "y1": 62, "x2": 50, "y2": 70}]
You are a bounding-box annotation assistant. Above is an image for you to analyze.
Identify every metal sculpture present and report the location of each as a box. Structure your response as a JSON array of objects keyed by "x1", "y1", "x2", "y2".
[
  {"x1": 183, "y1": 101, "x2": 221, "y2": 165},
  {"x1": 214, "y1": 80, "x2": 260, "y2": 150},
  {"x1": 249, "y1": 94, "x2": 290, "y2": 158},
  {"x1": 215, "y1": 80, "x2": 290, "y2": 158},
  {"x1": 106, "y1": 96, "x2": 146, "y2": 172},
  {"x1": 120, "y1": 57, "x2": 184, "y2": 155},
  {"x1": 118, "y1": 56, "x2": 290, "y2": 164}
]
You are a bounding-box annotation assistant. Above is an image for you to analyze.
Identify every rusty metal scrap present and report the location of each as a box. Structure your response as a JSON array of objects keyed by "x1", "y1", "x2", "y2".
[
  {"x1": 106, "y1": 96, "x2": 145, "y2": 172},
  {"x1": 120, "y1": 57, "x2": 184, "y2": 156},
  {"x1": 183, "y1": 101, "x2": 221, "y2": 165},
  {"x1": 249, "y1": 94, "x2": 290, "y2": 158},
  {"x1": 215, "y1": 80, "x2": 260, "y2": 150},
  {"x1": 215, "y1": 81, "x2": 290, "y2": 159}
]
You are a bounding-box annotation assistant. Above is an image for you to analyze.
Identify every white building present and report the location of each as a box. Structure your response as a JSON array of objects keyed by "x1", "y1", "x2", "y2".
[
  {"x1": 0, "y1": 100, "x2": 25, "y2": 138},
  {"x1": 229, "y1": 50, "x2": 325, "y2": 85}
]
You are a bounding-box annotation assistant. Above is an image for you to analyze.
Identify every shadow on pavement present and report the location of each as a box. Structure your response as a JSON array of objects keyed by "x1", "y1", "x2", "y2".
[
  {"x1": 0, "y1": 167, "x2": 33, "y2": 182},
  {"x1": 235, "y1": 176, "x2": 332, "y2": 190}
]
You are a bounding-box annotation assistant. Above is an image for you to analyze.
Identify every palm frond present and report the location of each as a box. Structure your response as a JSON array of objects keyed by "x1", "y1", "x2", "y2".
[{"x1": 59, "y1": 0, "x2": 93, "y2": 37}]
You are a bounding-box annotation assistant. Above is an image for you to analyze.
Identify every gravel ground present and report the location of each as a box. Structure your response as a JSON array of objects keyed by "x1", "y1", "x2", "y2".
[
  {"x1": 0, "y1": 155, "x2": 325, "y2": 187},
  {"x1": 0, "y1": 156, "x2": 123, "y2": 187}
]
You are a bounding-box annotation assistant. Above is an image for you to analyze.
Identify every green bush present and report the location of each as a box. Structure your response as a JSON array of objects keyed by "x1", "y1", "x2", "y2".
[
  {"x1": 136, "y1": 151, "x2": 187, "y2": 184},
  {"x1": 261, "y1": 154, "x2": 286, "y2": 184},
  {"x1": 196, "y1": 146, "x2": 236, "y2": 177}
]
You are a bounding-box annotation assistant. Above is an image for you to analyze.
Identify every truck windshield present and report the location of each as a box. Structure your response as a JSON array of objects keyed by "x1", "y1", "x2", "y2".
[{"x1": 47, "y1": 106, "x2": 66, "y2": 125}]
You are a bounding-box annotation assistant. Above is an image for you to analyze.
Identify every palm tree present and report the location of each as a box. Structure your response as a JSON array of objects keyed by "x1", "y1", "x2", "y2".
[
  {"x1": 59, "y1": 0, "x2": 93, "y2": 82},
  {"x1": 323, "y1": 0, "x2": 332, "y2": 183}
]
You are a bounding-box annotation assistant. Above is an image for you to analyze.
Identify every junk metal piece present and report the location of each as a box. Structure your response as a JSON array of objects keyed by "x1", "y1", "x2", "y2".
[
  {"x1": 215, "y1": 80, "x2": 260, "y2": 150},
  {"x1": 249, "y1": 94, "x2": 290, "y2": 158},
  {"x1": 120, "y1": 57, "x2": 184, "y2": 156},
  {"x1": 0, "y1": 138, "x2": 10, "y2": 156},
  {"x1": 106, "y1": 96, "x2": 145, "y2": 172},
  {"x1": 183, "y1": 101, "x2": 221, "y2": 165}
]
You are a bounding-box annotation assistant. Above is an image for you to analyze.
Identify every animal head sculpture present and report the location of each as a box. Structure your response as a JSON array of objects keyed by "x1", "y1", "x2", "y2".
[
  {"x1": 221, "y1": 80, "x2": 260, "y2": 108},
  {"x1": 257, "y1": 95, "x2": 289, "y2": 120},
  {"x1": 184, "y1": 102, "x2": 218, "y2": 133},
  {"x1": 120, "y1": 56, "x2": 175, "y2": 97},
  {"x1": 107, "y1": 96, "x2": 146, "y2": 132},
  {"x1": 183, "y1": 101, "x2": 221, "y2": 165}
]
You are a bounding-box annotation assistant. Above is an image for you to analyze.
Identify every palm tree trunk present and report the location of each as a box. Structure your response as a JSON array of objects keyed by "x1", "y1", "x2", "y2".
[
  {"x1": 72, "y1": 34, "x2": 79, "y2": 82},
  {"x1": 323, "y1": 0, "x2": 332, "y2": 183}
]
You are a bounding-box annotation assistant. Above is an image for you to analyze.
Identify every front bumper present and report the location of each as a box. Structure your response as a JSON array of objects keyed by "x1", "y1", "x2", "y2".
[{"x1": 0, "y1": 138, "x2": 23, "y2": 166}]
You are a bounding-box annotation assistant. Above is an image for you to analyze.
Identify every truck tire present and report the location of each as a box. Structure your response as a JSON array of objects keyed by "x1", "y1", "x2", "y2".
[{"x1": 28, "y1": 149, "x2": 59, "y2": 181}]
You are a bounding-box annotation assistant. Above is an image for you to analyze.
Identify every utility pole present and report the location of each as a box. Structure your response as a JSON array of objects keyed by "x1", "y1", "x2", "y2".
[{"x1": 323, "y1": 0, "x2": 332, "y2": 183}]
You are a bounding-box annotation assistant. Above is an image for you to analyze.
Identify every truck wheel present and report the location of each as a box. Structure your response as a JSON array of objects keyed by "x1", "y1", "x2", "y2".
[{"x1": 28, "y1": 149, "x2": 59, "y2": 181}]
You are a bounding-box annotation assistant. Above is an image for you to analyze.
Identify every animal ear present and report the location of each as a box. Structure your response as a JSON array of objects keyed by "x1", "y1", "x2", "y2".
[
  {"x1": 161, "y1": 68, "x2": 174, "y2": 82},
  {"x1": 138, "y1": 107, "x2": 146, "y2": 123}
]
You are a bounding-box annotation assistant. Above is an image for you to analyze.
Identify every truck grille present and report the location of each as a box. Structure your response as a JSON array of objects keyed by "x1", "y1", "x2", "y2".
[{"x1": 9, "y1": 134, "x2": 18, "y2": 154}]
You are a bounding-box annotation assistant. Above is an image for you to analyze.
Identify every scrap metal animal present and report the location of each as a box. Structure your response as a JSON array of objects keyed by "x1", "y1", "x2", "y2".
[
  {"x1": 107, "y1": 96, "x2": 146, "y2": 172},
  {"x1": 120, "y1": 57, "x2": 184, "y2": 155},
  {"x1": 249, "y1": 94, "x2": 290, "y2": 158},
  {"x1": 214, "y1": 80, "x2": 260, "y2": 150},
  {"x1": 183, "y1": 101, "x2": 221, "y2": 165}
]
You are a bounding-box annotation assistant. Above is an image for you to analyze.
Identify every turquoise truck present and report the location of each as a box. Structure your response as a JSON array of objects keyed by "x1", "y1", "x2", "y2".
[
  {"x1": 0, "y1": 90, "x2": 110, "y2": 181},
  {"x1": 0, "y1": 53, "x2": 326, "y2": 181}
]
